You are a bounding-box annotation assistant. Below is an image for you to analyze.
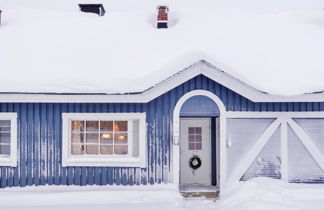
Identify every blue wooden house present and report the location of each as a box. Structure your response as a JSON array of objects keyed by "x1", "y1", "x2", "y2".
[{"x1": 1, "y1": 60, "x2": 324, "y2": 196}]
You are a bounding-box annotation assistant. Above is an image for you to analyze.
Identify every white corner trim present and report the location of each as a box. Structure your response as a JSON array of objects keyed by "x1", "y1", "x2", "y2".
[
  {"x1": 62, "y1": 112, "x2": 147, "y2": 168},
  {"x1": 172, "y1": 90, "x2": 227, "y2": 192},
  {"x1": 287, "y1": 118, "x2": 324, "y2": 172},
  {"x1": 280, "y1": 120, "x2": 288, "y2": 182},
  {"x1": 227, "y1": 118, "x2": 282, "y2": 184},
  {"x1": 0, "y1": 113, "x2": 18, "y2": 167},
  {"x1": 0, "y1": 60, "x2": 324, "y2": 103}
]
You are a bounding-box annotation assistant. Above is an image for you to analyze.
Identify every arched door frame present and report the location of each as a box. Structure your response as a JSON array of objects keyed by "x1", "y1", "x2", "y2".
[{"x1": 172, "y1": 90, "x2": 227, "y2": 192}]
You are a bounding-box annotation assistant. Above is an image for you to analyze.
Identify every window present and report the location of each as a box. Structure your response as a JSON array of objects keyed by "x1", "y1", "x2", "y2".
[
  {"x1": 62, "y1": 113, "x2": 146, "y2": 167},
  {"x1": 188, "y1": 127, "x2": 202, "y2": 150},
  {"x1": 0, "y1": 113, "x2": 17, "y2": 167}
]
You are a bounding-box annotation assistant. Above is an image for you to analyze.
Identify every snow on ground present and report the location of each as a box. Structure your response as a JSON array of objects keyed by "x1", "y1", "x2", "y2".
[
  {"x1": 1, "y1": 178, "x2": 324, "y2": 210},
  {"x1": 0, "y1": 5, "x2": 324, "y2": 96}
]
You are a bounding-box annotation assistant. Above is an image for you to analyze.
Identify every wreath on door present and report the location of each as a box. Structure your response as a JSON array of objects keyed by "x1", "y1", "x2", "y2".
[{"x1": 189, "y1": 155, "x2": 202, "y2": 170}]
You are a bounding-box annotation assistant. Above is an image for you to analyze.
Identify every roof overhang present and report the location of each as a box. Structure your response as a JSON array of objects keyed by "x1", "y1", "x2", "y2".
[{"x1": 0, "y1": 60, "x2": 323, "y2": 103}]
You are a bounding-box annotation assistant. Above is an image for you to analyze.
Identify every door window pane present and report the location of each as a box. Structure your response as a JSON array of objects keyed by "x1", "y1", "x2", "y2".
[{"x1": 188, "y1": 127, "x2": 203, "y2": 151}]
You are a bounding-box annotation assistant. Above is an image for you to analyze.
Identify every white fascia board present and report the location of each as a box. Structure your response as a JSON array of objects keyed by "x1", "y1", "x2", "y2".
[
  {"x1": 227, "y1": 112, "x2": 324, "y2": 118},
  {"x1": 0, "y1": 61, "x2": 324, "y2": 103}
]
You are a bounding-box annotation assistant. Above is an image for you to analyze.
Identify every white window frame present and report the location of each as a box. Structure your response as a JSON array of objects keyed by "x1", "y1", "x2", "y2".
[
  {"x1": 0, "y1": 113, "x2": 17, "y2": 167},
  {"x1": 62, "y1": 113, "x2": 147, "y2": 168}
]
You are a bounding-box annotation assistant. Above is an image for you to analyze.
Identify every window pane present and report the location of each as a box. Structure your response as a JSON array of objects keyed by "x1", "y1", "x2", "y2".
[
  {"x1": 71, "y1": 144, "x2": 84, "y2": 155},
  {"x1": 100, "y1": 121, "x2": 113, "y2": 132},
  {"x1": 71, "y1": 133, "x2": 84, "y2": 143},
  {"x1": 114, "y1": 133, "x2": 128, "y2": 144},
  {"x1": 0, "y1": 120, "x2": 10, "y2": 127},
  {"x1": 196, "y1": 135, "x2": 202, "y2": 142},
  {"x1": 196, "y1": 127, "x2": 202, "y2": 134},
  {"x1": 188, "y1": 127, "x2": 195, "y2": 134},
  {"x1": 0, "y1": 145, "x2": 10, "y2": 155},
  {"x1": 188, "y1": 135, "x2": 195, "y2": 142},
  {"x1": 86, "y1": 145, "x2": 99, "y2": 154},
  {"x1": 114, "y1": 145, "x2": 128, "y2": 155},
  {"x1": 0, "y1": 133, "x2": 10, "y2": 144},
  {"x1": 189, "y1": 143, "x2": 196, "y2": 150},
  {"x1": 86, "y1": 121, "x2": 99, "y2": 132},
  {"x1": 196, "y1": 143, "x2": 202, "y2": 150},
  {"x1": 71, "y1": 121, "x2": 84, "y2": 132},
  {"x1": 100, "y1": 145, "x2": 113, "y2": 155},
  {"x1": 100, "y1": 133, "x2": 113, "y2": 144},
  {"x1": 114, "y1": 121, "x2": 127, "y2": 132},
  {"x1": 0, "y1": 120, "x2": 10, "y2": 132},
  {"x1": 86, "y1": 133, "x2": 99, "y2": 143}
]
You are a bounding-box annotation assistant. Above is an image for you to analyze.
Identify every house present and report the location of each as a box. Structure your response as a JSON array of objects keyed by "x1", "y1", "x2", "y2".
[{"x1": 0, "y1": 7, "x2": 324, "y2": 197}]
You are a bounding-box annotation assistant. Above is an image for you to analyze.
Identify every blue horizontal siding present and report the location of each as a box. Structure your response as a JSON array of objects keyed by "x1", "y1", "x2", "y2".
[{"x1": 0, "y1": 74, "x2": 323, "y2": 188}]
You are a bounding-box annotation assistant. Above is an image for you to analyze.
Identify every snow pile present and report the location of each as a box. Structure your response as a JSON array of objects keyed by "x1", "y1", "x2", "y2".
[
  {"x1": 218, "y1": 177, "x2": 324, "y2": 210},
  {"x1": 1, "y1": 178, "x2": 324, "y2": 209},
  {"x1": 0, "y1": 184, "x2": 183, "y2": 210},
  {"x1": 0, "y1": 7, "x2": 324, "y2": 95}
]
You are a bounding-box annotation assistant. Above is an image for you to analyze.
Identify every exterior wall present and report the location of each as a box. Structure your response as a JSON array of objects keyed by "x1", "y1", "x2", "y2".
[{"x1": 0, "y1": 74, "x2": 323, "y2": 188}]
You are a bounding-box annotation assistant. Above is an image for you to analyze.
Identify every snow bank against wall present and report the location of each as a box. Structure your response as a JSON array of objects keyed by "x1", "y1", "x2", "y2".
[{"x1": 0, "y1": 7, "x2": 324, "y2": 95}]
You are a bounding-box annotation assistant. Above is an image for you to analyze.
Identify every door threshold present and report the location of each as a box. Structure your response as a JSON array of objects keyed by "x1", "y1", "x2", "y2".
[{"x1": 180, "y1": 191, "x2": 219, "y2": 198}]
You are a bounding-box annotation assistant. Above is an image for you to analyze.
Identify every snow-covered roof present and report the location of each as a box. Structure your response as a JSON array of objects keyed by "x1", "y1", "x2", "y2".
[{"x1": 0, "y1": 4, "x2": 324, "y2": 98}]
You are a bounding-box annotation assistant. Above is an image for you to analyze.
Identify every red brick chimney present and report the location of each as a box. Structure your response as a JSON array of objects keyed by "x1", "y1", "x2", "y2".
[{"x1": 157, "y1": 6, "x2": 168, "y2": 29}]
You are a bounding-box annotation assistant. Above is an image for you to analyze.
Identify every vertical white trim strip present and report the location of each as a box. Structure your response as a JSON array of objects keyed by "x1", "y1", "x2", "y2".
[
  {"x1": 280, "y1": 120, "x2": 288, "y2": 182},
  {"x1": 228, "y1": 118, "x2": 282, "y2": 184},
  {"x1": 287, "y1": 118, "x2": 324, "y2": 172},
  {"x1": 128, "y1": 120, "x2": 133, "y2": 158}
]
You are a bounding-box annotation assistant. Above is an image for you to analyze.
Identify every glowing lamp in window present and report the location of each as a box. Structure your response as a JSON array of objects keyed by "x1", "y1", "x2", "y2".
[
  {"x1": 101, "y1": 133, "x2": 111, "y2": 139},
  {"x1": 118, "y1": 135, "x2": 126, "y2": 141},
  {"x1": 114, "y1": 123, "x2": 119, "y2": 132}
]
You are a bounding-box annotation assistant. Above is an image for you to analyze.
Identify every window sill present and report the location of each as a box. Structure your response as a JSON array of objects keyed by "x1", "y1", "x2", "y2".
[
  {"x1": 0, "y1": 156, "x2": 17, "y2": 167},
  {"x1": 62, "y1": 156, "x2": 146, "y2": 168}
]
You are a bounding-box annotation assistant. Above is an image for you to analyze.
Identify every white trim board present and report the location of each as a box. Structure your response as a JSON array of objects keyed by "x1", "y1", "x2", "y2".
[
  {"x1": 1, "y1": 60, "x2": 324, "y2": 103},
  {"x1": 226, "y1": 112, "x2": 324, "y2": 118},
  {"x1": 0, "y1": 113, "x2": 18, "y2": 167},
  {"x1": 172, "y1": 90, "x2": 227, "y2": 192},
  {"x1": 61, "y1": 112, "x2": 147, "y2": 168},
  {"x1": 226, "y1": 115, "x2": 324, "y2": 185}
]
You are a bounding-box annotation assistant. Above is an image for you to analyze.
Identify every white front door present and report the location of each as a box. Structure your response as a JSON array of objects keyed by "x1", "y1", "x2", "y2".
[{"x1": 180, "y1": 118, "x2": 211, "y2": 186}]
